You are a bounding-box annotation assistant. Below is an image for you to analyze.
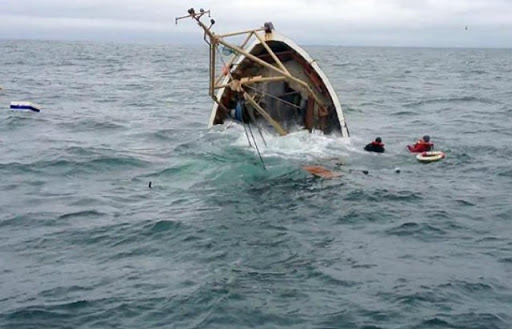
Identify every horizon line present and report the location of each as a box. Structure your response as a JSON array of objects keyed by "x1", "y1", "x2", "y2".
[{"x1": 1, "y1": 37, "x2": 511, "y2": 50}]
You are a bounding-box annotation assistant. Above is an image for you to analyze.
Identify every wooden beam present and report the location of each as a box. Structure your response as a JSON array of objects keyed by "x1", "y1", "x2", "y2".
[
  {"x1": 214, "y1": 32, "x2": 254, "y2": 86},
  {"x1": 215, "y1": 76, "x2": 286, "y2": 89},
  {"x1": 215, "y1": 38, "x2": 289, "y2": 84},
  {"x1": 209, "y1": 42, "x2": 216, "y2": 96},
  {"x1": 253, "y1": 32, "x2": 289, "y2": 74},
  {"x1": 217, "y1": 28, "x2": 265, "y2": 38},
  {"x1": 244, "y1": 92, "x2": 287, "y2": 136},
  {"x1": 216, "y1": 37, "x2": 326, "y2": 111}
]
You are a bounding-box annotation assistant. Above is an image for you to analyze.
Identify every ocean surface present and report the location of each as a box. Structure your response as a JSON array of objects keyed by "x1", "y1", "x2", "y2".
[{"x1": 0, "y1": 40, "x2": 511, "y2": 329}]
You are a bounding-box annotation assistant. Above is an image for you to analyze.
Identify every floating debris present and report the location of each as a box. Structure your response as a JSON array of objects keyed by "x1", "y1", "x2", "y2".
[
  {"x1": 10, "y1": 101, "x2": 41, "y2": 113},
  {"x1": 303, "y1": 165, "x2": 342, "y2": 179}
]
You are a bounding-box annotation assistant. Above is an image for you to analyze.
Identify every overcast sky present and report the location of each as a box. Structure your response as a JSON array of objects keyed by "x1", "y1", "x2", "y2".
[{"x1": 1, "y1": 0, "x2": 511, "y2": 47}]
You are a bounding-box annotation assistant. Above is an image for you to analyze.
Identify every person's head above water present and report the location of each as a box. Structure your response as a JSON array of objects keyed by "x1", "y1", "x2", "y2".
[
  {"x1": 375, "y1": 137, "x2": 382, "y2": 143},
  {"x1": 422, "y1": 135, "x2": 430, "y2": 142}
]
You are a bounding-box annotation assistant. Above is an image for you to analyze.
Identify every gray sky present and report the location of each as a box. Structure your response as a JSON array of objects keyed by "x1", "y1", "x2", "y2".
[{"x1": 1, "y1": 0, "x2": 511, "y2": 47}]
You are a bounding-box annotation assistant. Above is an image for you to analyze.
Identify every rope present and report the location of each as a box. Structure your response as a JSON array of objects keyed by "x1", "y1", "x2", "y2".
[
  {"x1": 215, "y1": 44, "x2": 266, "y2": 169},
  {"x1": 240, "y1": 103, "x2": 265, "y2": 170},
  {"x1": 247, "y1": 122, "x2": 266, "y2": 170},
  {"x1": 246, "y1": 105, "x2": 267, "y2": 147},
  {"x1": 256, "y1": 123, "x2": 267, "y2": 147},
  {"x1": 240, "y1": 107, "x2": 252, "y2": 148}
]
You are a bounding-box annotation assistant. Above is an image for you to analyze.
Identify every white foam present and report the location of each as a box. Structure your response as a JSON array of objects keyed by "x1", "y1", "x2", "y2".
[{"x1": 216, "y1": 122, "x2": 352, "y2": 162}]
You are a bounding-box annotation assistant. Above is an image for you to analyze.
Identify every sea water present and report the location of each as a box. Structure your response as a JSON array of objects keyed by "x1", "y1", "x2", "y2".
[{"x1": 1, "y1": 40, "x2": 511, "y2": 328}]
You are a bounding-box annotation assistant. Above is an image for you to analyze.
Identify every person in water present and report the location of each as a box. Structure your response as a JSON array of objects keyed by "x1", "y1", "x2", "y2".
[
  {"x1": 407, "y1": 135, "x2": 434, "y2": 152},
  {"x1": 364, "y1": 137, "x2": 385, "y2": 153}
]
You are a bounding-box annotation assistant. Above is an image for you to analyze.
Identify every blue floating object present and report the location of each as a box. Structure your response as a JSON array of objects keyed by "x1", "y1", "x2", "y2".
[
  {"x1": 221, "y1": 46, "x2": 234, "y2": 56},
  {"x1": 10, "y1": 101, "x2": 41, "y2": 112}
]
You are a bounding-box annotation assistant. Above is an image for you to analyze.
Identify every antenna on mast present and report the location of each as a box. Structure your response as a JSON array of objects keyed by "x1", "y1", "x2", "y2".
[
  {"x1": 175, "y1": 8, "x2": 211, "y2": 25},
  {"x1": 175, "y1": 8, "x2": 215, "y2": 45}
]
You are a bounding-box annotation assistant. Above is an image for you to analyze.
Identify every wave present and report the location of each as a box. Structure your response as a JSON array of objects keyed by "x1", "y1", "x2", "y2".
[
  {"x1": 386, "y1": 222, "x2": 447, "y2": 240},
  {"x1": 414, "y1": 317, "x2": 453, "y2": 328},
  {"x1": 0, "y1": 212, "x2": 57, "y2": 229},
  {"x1": 344, "y1": 106, "x2": 364, "y2": 113},
  {"x1": 60, "y1": 118, "x2": 127, "y2": 131},
  {"x1": 439, "y1": 281, "x2": 496, "y2": 295},
  {"x1": 403, "y1": 96, "x2": 498, "y2": 108},
  {"x1": 469, "y1": 69, "x2": 487, "y2": 75},
  {"x1": 499, "y1": 257, "x2": 512, "y2": 264},
  {"x1": 58, "y1": 210, "x2": 106, "y2": 220},
  {"x1": 153, "y1": 163, "x2": 195, "y2": 177},
  {"x1": 142, "y1": 219, "x2": 182, "y2": 235},
  {"x1": 2, "y1": 113, "x2": 48, "y2": 129},
  {"x1": 423, "y1": 312, "x2": 508, "y2": 329},
  {"x1": 498, "y1": 169, "x2": 512, "y2": 178},
  {"x1": 390, "y1": 110, "x2": 417, "y2": 116},
  {"x1": 92, "y1": 219, "x2": 186, "y2": 252},
  {"x1": 344, "y1": 189, "x2": 422, "y2": 203},
  {"x1": 0, "y1": 297, "x2": 162, "y2": 329},
  {"x1": 393, "y1": 291, "x2": 442, "y2": 306},
  {"x1": 0, "y1": 155, "x2": 149, "y2": 175},
  {"x1": 331, "y1": 62, "x2": 351, "y2": 67}
]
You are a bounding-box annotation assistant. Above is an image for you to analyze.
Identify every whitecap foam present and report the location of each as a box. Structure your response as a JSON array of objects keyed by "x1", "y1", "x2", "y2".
[{"x1": 214, "y1": 121, "x2": 352, "y2": 162}]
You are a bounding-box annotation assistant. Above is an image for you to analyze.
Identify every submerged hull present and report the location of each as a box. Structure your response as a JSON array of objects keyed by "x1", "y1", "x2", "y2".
[{"x1": 210, "y1": 31, "x2": 349, "y2": 137}]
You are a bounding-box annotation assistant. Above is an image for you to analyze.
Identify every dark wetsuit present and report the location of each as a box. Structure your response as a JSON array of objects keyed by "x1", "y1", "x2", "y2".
[{"x1": 364, "y1": 141, "x2": 385, "y2": 153}]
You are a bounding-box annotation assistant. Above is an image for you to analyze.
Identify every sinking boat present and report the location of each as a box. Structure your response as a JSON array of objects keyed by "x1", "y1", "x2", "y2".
[{"x1": 176, "y1": 8, "x2": 349, "y2": 137}]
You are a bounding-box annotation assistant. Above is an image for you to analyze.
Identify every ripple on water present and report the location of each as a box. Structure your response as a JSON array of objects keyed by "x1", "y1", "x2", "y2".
[{"x1": 417, "y1": 312, "x2": 509, "y2": 329}]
